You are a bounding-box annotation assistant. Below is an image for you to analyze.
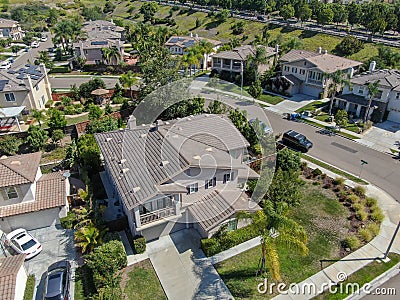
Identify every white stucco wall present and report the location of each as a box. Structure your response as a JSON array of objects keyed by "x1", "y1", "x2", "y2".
[{"x1": 14, "y1": 265, "x2": 27, "y2": 300}]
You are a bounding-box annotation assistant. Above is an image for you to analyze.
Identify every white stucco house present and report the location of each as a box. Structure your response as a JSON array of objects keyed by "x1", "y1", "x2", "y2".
[
  {"x1": 0, "y1": 152, "x2": 70, "y2": 233},
  {"x1": 0, "y1": 18, "x2": 24, "y2": 40},
  {"x1": 0, "y1": 254, "x2": 27, "y2": 300},
  {"x1": 335, "y1": 65, "x2": 400, "y2": 123},
  {"x1": 95, "y1": 114, "x2": 261, "y2": 241}
]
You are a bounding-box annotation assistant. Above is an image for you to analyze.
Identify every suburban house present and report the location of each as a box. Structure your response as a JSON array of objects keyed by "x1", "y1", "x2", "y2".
[
  {"x1": 0, "y1": 18, "x2": 24, "y2": 40},
  {"x1": 0, "y1": 254, "x2": 27, "y2": 300},
  {"x1": 274, "y1": 48, "x2": 362, "y2": 98},
  {"x1": 73, "y1": 20, "x2": 125, "y2": 65},
  {"x1": 0, "y1": 64, "x2": 52, "y2": 111},
  {"x1": 334, "y1": 64, "x2": 400, "y2": 123},
  {"x1": 211, "y1": 45, "x2": 278, "y2": 76},
  {"x1": 95, "y1": 114, "x2": 261, "y2": 241},
  {"x1": 165, "y1": 34, "x2": 222, "y2": 69},
  {"x1": 0, "y1": 152, "x2": 70, "y2": 233}
]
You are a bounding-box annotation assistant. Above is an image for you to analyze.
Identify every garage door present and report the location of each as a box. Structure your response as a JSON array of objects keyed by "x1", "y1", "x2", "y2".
[
  {"x1": 388, "y1": 111, "x2": 400, "y2": 123},
  {"x1": 4, "y1": 209, "x2": 60, "y2": 232}
]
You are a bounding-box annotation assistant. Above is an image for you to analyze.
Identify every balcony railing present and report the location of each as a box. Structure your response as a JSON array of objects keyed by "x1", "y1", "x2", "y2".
[
  {"x1": 307, "y1": 79, "x2": 323, "y2": 86},
  {"x1": 222, "y1": 64, "x2": 231, "y2": 69},
  {"x1": 213, "y1": 63, "x2": 222, "y2": 68},
  {"x1": 139, "y1": 206, "x2": 175, "y2": 226}
]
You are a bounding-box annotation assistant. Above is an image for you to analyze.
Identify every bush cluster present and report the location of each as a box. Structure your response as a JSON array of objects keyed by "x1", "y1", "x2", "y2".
[
  {"x1": 343, "y1": 234, "x2": 361, "y2": 251},
  {"x1": 133, "y1": 235, "x2": 146, "y2": 254},
  {"x1": 60, "y1": 211, "x2": 76, "y2": 229}
]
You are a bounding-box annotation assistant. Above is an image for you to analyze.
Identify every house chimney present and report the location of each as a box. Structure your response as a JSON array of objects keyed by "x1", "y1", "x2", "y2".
[
  {"x1": 189, "y1": 32, "x2": 193, "y2": 37},
  {"x1": 275, "y1": 44, "x2": 279, "y2": 53},
  {"x1": 369, "y1": 61, "x2": 376, "y2": 72},
  {"x1": 195, "y1": 33, "x2": 198, "y2": 38},
  {"x1": 127, "y1": 115, "x2": 136, "y2": 129},
  {"x1": 323, "y1": 50, "x2": 328, "y2": 55},
  {"x1": 317, "y1": 46, "x2": 322, "y2": 54}
]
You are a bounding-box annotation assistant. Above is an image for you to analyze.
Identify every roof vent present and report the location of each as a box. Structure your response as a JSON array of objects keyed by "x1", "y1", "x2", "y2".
[
  {"x1": 160, "y1": 160, "x2": 169, "y2": 167},
  {"x1": 177, "y1": 127, "x2": 183, "y2": 131},
  {"x1": 165, "y1": 121, "x2": 170, "y2": 125},
  {"x1": 193, "y1": 155, "x2": 201, "y2": 160},
  {"x1": 121, "y1": 168, "x2": 129, "y2": 174},
  {"x1": 131, "y1": 187, "x2": 141, "y2": 193},
  {"x1": 10, "y1": 160, "x2": 21, "y2": 165},
  {"x1": 119, "y1": 159, "x2": 127, "y2": 164},
  {"x1": 140, "y1": 133, "x2": 147, "y2": 138},
  {"x1": 205, "y1": 147, "x2": 213, "y2": 152},
  {"x1": 105, "y1": 137, "x2": 112, "y2": 142}
]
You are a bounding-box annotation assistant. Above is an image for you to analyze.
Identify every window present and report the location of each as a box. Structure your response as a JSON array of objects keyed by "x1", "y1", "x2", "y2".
[
  {"x1": 300, "y1": 69, "x2": 305, "y2": 75},
  {"x1": 223, "y1": 172, "x2": 234, "y2": 183},
  {"x1": 291, "y1": 67, "x2": 297, "y2": 73},
  {"x1": 187, "y1": 183, "x2": 198, "y2": 194},
  {"x1": 358, "y1": 88, "x2": 363, "y2": 94},
  {"x1": 375, "y1": 90, "x2": 383, "y2": 99},
  {"x1": 284, "y1": 66, "x2": 289, "y2": 72},
  {"x1": 5, "y1": 93, "x2": 15, "y2": 102},
  {"x1": 35, "y1": 85, "x2": 39, "y2": 91},
  {"x1": 41, "y1": 95, "x2": 46, "y2": 106},
  {"x1": 205, "y1": 177, "x2": 216, "y2": 189},
  {"x1": 6, "y1": 187, "x2": 18, "y2": 199},
  {"x1": 396, "y1": 93, "x2": 400, "y2": 99}
]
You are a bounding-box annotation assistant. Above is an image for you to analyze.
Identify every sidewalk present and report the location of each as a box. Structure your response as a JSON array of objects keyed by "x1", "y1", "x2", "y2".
[{"x1": 271, "y1": 160, "x2": 400, "y2": 299}]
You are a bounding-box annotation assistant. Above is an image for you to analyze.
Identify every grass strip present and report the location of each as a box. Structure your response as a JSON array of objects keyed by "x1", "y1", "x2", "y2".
[
  {"x1": 301, "y1": 119, "x2": 360, "y2": 140},
  {"x1": 23, "y1": 275, "x2": 35, "y2": 300},
  {"x1": 302, "y1": 154, "x2": 368, "y2": 185}
]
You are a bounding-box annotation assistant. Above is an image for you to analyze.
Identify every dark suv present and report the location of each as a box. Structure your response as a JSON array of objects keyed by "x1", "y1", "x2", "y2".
[
  {"x1": 282, "y1": 130, "x2": 313, "y2": 152},
  {"x1": 43, "y1": 260, "x2": 71, "y2": 300}
]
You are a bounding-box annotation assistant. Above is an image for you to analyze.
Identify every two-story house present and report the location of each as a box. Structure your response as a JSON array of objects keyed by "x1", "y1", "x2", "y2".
[
  {"x1": 0, "y1": 152, "x2": 70, "y2": 233},
  {"x1": 73, "y1": 20, "x2": 125, "y2": 65},
  {"x1": 165, "y1": 34, "x2": 222, "y2": 69},
  {"x1": 334, "y1": 64, "x2": 400, "y2": 123},
  {"x1": 0, "y1": 18, "x2": 24, "y2": 40},
  {"x1": 0, "y1": 64, "x2": 52, "y2": 110},
  {"x1": 95, "y1": 114, "x2": 261, "y2": 241},
  {"x1": 211, "y1": 45, "x2": 278, "y2": 76},
  {"x1": 274, "y1": 48, "x2": 362, "y2": 98}
]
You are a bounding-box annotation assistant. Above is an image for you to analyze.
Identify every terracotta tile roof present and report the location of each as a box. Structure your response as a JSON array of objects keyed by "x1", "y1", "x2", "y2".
[
  {"x1": 0, "y1": 254, "x2": 26, "y2": 300},
  {"x1": 0, "y1": 172, "x2": 67, "y2": 218},
  {"x1": 0, "y1": 152, "x2": 41, "y2": 188},
  {"x1": 212, "y1": 45, "x2": 277, "y2": 61}
]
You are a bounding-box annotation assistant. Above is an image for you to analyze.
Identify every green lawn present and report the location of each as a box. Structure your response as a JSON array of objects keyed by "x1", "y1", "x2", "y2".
[
  {"x1": 41, "y1": 145, "x2": 66, "y2": 164},
  {"x1": 65, "y1": 114, "x2": 89, "y2": 125},
  {"x1": 296, "y1": 101, "x2": 327, "y2": 113},
  {"x1": 122, "y1": 259, "x2": 166, "y2": 300},
  {"x1": 216, "y1": 183, "x2": 349, "y2": 299},
  {"x1": 23, "y1": 275, "x2": 35, "y2": 300},
  {"x1": 301, "y1": 118, "x2": 360, "y2": 140},
  {"x1": 74, "y1": 265, "x2": 96, "y2": 300},
  {"x1": 314, "y1": 253, "x2": 400, "y2": 300},
  {"x1": 258, "y1": 94, "x2": 284, "y2": 105},
  {"x1": 301, "y1": 154, "x2": 368, "y2": 185}
]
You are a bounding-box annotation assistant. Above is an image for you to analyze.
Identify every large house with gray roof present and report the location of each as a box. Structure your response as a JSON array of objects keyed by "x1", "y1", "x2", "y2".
[
  {"x1": 95, "y1": 114, "x2": 260, "y2": 241},
  {"x1": 73, "y1": 20, "x2": 125, "y2": 65},
  {"x1": 274, "y1": 48, "x2": 362, "y2": 98},
  {"x1": 0, "y1": 64, "x2": 52, "y2": 110},
  {"x1": 334, "y1": 66, "x2": 400, "y2": 123},
  {"x1": 0, "y1": 18, "x2": 24, "y2": 40},
  {"x1": 211, "y1": 45, "x2": 278, "y2": 76},
  {"x1": 0, "y1": 152, "x2": 69, "y2": 233}
]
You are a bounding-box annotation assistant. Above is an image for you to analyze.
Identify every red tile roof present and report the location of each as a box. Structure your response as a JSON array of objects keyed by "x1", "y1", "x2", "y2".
[{"x1": 0, "y1": 254, "x2": 26, "y2": 300}]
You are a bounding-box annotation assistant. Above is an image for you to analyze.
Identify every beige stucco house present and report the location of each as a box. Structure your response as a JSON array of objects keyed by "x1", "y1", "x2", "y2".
[
  {"x1": 0, "y1": 18, "x2": 24, "y2": 40},
  {"x1": 0, "y1": 64, "x2": 52, "y2": 110},
  {"x1": 0, "y1": 152, "x2": 70, "y2": 233}
]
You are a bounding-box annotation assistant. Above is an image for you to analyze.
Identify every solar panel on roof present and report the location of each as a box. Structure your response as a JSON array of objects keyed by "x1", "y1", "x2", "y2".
[
  {"x1": 169, "y1": 38, "x2": 179, "y2": 43},
  {"x1": 16, "y1": 74, "x2": 25, "y2": 80},
  {"x1": 91, "y1": 41, "x2": 108, "y2": 45},
  {"x1": 0, "y1": 80, "x2": 8, "y2": 91},
  {"x1": 31, "y1": 75, "x2": 40, "y2": 80}
]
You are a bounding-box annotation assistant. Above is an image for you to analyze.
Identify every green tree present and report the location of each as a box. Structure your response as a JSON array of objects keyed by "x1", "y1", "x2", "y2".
[
  {"x1": 27, "y1": 125, "x2": 48, "y2": 151},
  {"x1": 78, "y1": 78, "x2": 106, "y2": 100},
  {"x1": 248, "y1": 46, "x2": 269, "y2": 82},
  {"x1": 51, "y1": 129, "x2": 64, "y2": 146},
  {"x1": 32, "y1": 109, "x2": 46, "y2": 127},
  {"x1": 215, "y1": 9, "x2": 230, "y2": 23},
  {"x1": 101, "y1": 46, "x2": 121, "y2": 65},
  {"x1": 37, "y1": 51, "x2": 54, "y2": 68},
  {"x1": 335, "y1": 35, "x2": 364, "y2": 56},
  {"x1": 88, "y1": 104, "x2": 103, "y2": 120},
  {"x1": 74, "y1": 224, "x2": 106, "y2": 254},
  {"x1": 119, "y1": 71, "x2": 138, "y2": 101},
  {"x1": 10, "y1": 45, "x2": 19, "y2": 55},
  {"x1": 316, "y1": 6, "x2": 334, "y2": 25},
  {"x1": 276, "y1": 148, "x2": 301, "y2": 172},
  {"x1": 77, "y1": 134, "x2": 101, "y2": 173},
  {"x1": 207, "y1": 100, "x2": 227, "y2": 114},
  {"x1": 347, "y1": 3, "x2": 362, "y2": 29},
  {"x1": 325, "y1": 70, "x2": 350, "y2": 115},
  {"x1": 140, "y1": 2, "x2": 158, "y2": 23},
  {"x1": 279, "y1": 4, "x2": 295, "y2": 24},
  {"x1": 267, "y1": 168, "x2": 303, "y2": 207},
  {"x1": 0, "y1": 135, "x2": 22, "y2": 156},
  {"x1": 297, "y1": 4, "x2": 312, "y2": 25},
  {"x1": 335, "y1": 109, "x2": 349, "y2": 130},
  {"x1": 86, "y1": 116, "x2": 118, "y2": 134},
  {"x1": 365, "y1": 80, "x2": 380, "y2": 123},
  {"x1": 330, "y1": 3, "x2": 347, "y2": 26},
  {"x1": 248, "y1": 80, "x2": 262, "y2": 99},
  {"x1": 65, "y1": 139, "x2": 78, "y2": 168},
  {"x1": 46, "y1": 108, "x2": 67, "y2": 130}
]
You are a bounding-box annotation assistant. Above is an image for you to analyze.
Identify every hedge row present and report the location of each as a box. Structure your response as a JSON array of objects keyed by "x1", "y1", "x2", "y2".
[{"x1": 200, "y1": 224, "x2": 258, "y2": 257}]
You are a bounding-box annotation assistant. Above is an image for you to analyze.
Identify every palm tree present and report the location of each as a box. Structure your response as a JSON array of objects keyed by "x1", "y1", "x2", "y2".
[
  {"x1": 32, "y1": 110, "x2": 45, "y2": 127},
  {"x1": 196, "y1": 40, "x2": 214, "y2": 70},
  {"x1": 74, "y1": 224, "x2": 106, "y2": 254},
  {"x1": 364, "y1": 80, "x2": 380, "y2": 123},
  {"x1": 248, "y1": 46, "x2": 268, "y2": 82},
  {"x1": 240, "y1": 201, "x2": 308, "y2": 280},
  {"x1": 102, "y1": 46, "x2": 121, "y2": 65},
  {"x1": 324, "y1": 70, "x2": 351, "y2": 116},
  {"x1": 119, "y1": 71, "x2": 138, "y2": 101}
]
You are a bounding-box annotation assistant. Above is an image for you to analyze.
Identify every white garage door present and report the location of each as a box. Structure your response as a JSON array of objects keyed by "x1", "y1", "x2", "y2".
[{"x1": 388, "y1": 111, "x2": 400, "y2": 123}]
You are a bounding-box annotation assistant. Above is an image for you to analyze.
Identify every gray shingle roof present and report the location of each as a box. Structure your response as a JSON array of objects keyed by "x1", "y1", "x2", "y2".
[
  {"x1": 165, "y1": 35, "x2": 222, "y2": 49},
  {"x1": 212, "y1": 45, "x2": 277, "y2": 61},
  {"x1": 351, "y1": 69, "x2": 400, "y2": 89},
  {"x1": 95, "y1": 114, "x2": 249, "y2": 210}
]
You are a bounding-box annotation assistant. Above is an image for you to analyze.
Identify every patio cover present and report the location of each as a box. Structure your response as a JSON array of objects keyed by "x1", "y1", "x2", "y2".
[
  {"x1": 0, "y1": 106, "x2": 25, "y2": 118},
  {"x1": 91, "y1": 88, "x2": 109, "y2": 96}
]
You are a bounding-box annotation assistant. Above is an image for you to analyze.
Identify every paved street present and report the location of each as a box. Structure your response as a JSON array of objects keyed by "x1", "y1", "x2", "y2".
[
  {"x1": 12, "y1": 35, "x2": 54, "y2": 69},
  {"x1": 49, "y1": 76, "x2": 120, "y2": 90},
  {"x1": 363, "y1": 273, "x2": 400, "y2": 299}
]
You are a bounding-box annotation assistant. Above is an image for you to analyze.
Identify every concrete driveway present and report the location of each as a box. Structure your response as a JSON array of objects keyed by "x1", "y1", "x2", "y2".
[{"x1": 24, "y1": 226, "x2": 76, "y2": 300}]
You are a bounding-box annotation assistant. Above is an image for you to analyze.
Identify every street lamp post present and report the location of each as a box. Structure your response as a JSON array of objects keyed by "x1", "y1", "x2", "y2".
[{"x1": 359, "y1": 159, "x2": 368, "y2": 178}]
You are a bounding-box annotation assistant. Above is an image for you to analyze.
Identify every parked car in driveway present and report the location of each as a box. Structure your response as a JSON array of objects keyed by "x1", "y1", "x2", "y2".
[
  {"x1": 31, "y1": 41, "x2": 40, "y2": 48},
  {"x1": 5, "y1": 228, "x2": 42, "y2": 259},
  {"x1": 41, "y1": 35, "x2": 48, "y2": 42},
  {"x1": 0, "y1": 60, "x2": 12, "y2": 70},
  {"x1": 43, "y1": 260, "x2": 71, "y2": 300}
]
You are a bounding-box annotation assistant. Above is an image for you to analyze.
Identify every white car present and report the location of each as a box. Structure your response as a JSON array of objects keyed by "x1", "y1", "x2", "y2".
[
  {"x1": 5, "y1": 228, "x2": 42, "y2": 259},
  {"x1": 31, "y1": 41, "x2": 40, "y2": 48},
  {"x1": 0, "y1": 60, "x2": 11, "y2": 70},
  {"x1": 41, "y1": 36, "x2": 47, "y2": 42}
]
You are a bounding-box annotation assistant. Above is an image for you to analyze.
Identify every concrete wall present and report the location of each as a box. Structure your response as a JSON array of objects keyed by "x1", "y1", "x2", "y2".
[
  {"x1": 141, "y1": 219, "x2": 186, "y2": 241},
  {"x1": 14, "y1": 264, "x2": 27, "y2": 300},
  {"x1": 0, "y1": 208, "x2": 63, "y2": 232}
]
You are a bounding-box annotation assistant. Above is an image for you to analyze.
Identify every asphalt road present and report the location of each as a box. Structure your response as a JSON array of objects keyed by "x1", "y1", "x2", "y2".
[
  {"x1": 363, "y1": 273, "x2": 400, "y2": 299},
  {"x1": 49, "y1": 76, "x2": 120, "y2": 90},
  {"x1": 12, "y1": 35, "x2": 54, "y2": 69}
]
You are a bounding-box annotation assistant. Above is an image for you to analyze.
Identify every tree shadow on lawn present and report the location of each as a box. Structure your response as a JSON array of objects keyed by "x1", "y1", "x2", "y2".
[
  {"x1": 299, "y1": 30, "x2": 318, "y2": 39},
  {"x1": 216, "y1": 267, "x2": 259, "y2": 298},
  {"x1": 205, "y1": 21, "x2": 222, "y2": 30},
  {"x1": 281, "y1": 26, "x2": 298, "y2": 34}
]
